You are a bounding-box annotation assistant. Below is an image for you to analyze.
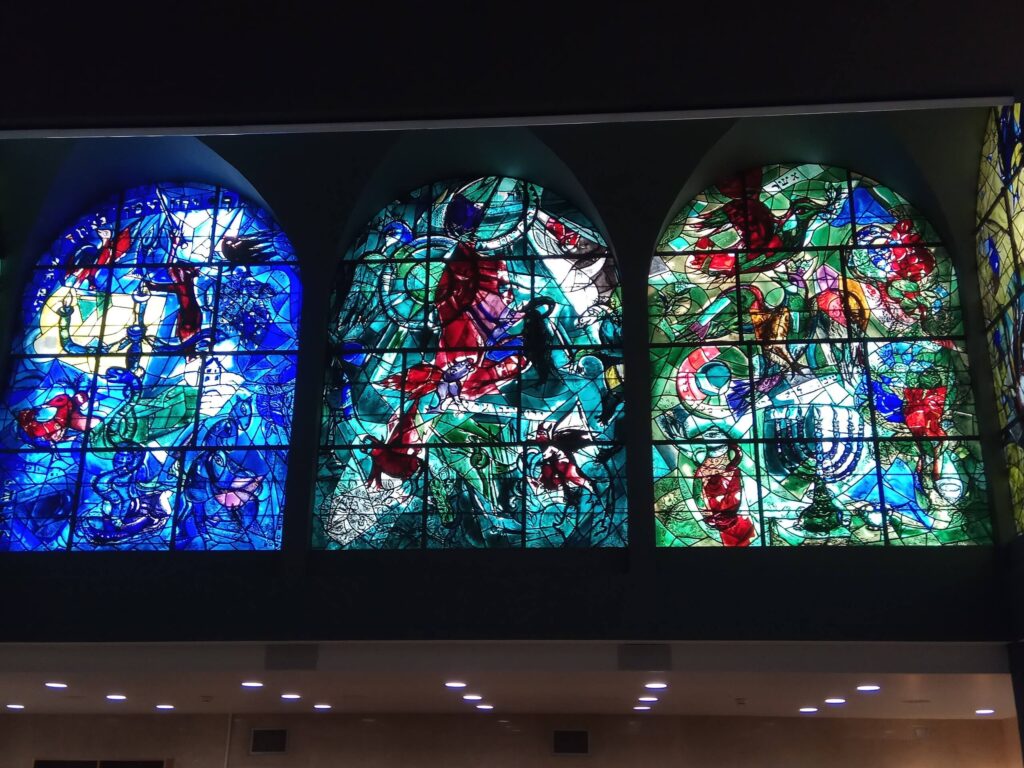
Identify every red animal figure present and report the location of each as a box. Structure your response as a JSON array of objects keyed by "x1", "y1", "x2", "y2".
[
  {"x1": 432, "y1": 242, "x2": 528, "y2": 395},
  {"x1": 689, "y1": 170, "x2": 830, "y2": 278},
  {"x1": 380, "y1": 242, "x2": 528, "y2": 415},
  {"x1": 366, "y1": 402, "x2": 424, "y2": 490},
  {"x1": 534, "y1": 422, "x2": 593, "y2": 495},
  {"x1": 17, "y1": 392, "x2": 97, "y2": 444}
]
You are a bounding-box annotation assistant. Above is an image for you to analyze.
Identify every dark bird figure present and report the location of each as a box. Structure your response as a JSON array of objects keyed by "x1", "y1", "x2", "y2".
[
  {"x1": 521, "y1": 296, "x2": 557, "y2": 387},
  {"x1": 220, "y1": 235, "x2": 276, "y2": 264}
]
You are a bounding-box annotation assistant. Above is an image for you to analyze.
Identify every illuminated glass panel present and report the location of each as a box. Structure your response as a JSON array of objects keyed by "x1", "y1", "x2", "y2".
[
  {"x1": 977, "y1": 104, "x2": 1024, "y2": 531},
  {"x1": 0, "y1": 183, "x2": 301, "y2": 550},
  {"x1": 652, "y1": 164, "x2": 988, "y2": 546},
  {"x1": 316, "y1": 177, "x2": 625, "y2": 548}
]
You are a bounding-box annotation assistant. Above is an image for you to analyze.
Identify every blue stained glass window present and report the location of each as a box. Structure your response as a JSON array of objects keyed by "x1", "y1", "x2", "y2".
[
  {"x1": 0, "y1": 183, "x2": 301, "y2": 550},
  {"x1": 315, "y1": 177, "x2": 626, "y2": 548}
]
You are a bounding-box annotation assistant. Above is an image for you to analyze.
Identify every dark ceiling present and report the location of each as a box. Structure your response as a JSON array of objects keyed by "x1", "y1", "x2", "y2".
[{"x1": 1, "y1": 5, "x2": 1021, "y2": 131}]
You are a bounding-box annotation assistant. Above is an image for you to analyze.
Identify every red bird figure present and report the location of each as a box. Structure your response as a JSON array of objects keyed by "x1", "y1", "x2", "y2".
[
  {"x1": 689, "y1": 170, "x2": 830, "y2": 278},
  {"x1": 17, "y1": 392, "x2": 96, "y2": 444},
  {"x1": 67, "y1": 227, "x2": 132, "y2": 289},
  {"x1": 365, "y1": 402, "x2": 424, "y2": 490},
  {"x1": 531, "y1": 415, "x2": 594, "y2": 497}
]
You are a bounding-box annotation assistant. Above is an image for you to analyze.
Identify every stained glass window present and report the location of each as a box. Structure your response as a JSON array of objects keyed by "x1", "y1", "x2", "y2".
[
  {"x1": 316, "y1": 176, "x2": 625, "y2": 548},
  {"x1": 976, "y1": 104, "x2": 1024, "y2": 531},
  {"x1": 0, "y1": 183, "x2": 301, "y2": 551},
  {"x1": 651, "y1": 164, "x2": 988, "y2": 546}
]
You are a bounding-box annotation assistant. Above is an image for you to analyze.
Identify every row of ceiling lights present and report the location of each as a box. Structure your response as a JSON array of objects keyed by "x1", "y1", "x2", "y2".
[
  {"x1": 634, "y1": 681, "x2": 668, "y2": 712},
  {"x1": 242, "y1": 680, "x2": 332, "y2": 710},
  {"x1": 797, "y1": 683, "x2": 996, "y2": 717},
  {"x1": 5, "y1": 680, "x2": 336, "y2": 712},
  {"x1": 445, "y1": 680, "x2": 494, "y2": 710},
  {"x1": 798, "y1": 683, "x2": 878, "y2": 712},
  {"x1": 1, "y1": 679, "x2": 1001, "y2": 718}
]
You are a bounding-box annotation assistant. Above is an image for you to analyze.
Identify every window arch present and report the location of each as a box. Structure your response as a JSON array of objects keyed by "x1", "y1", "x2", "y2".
[
  {"x1": 650, "y1": 164, "x2": 988, "y2": 546},
  {"x1": 0, "y1": 183, "x2": 301, "y2": 551},
  {"x1": 976, "y1": 104, "x2": 1024, "y2": 530},
  {"x1": 316, "y1": 176, "x2": 625, "y2": 549}
]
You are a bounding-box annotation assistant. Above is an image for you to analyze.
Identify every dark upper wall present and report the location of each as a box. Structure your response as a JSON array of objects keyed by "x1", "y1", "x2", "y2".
[
  {"x1": 0, "y1": 6, "x2": 1021, "y2": 132},
  {"x1": 0, "y1": 108, "x2": 1011, "y2": 643}
]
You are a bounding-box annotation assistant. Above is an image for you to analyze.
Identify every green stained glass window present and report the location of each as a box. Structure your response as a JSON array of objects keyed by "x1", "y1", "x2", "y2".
[
  {"x1": 316, "y1": 177, "x2": 625, "y2": 548},
  {"x1": 652, "y1": 163, "x2": 989, "y2": 546},
  {"x1": 977, "y1": 104, "x2": 1024, "y2": 531}
]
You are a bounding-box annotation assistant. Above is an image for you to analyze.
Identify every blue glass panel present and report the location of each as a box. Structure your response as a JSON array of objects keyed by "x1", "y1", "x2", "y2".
[{"x1": 0, "y1": 183, "x2": 301, "y2": 550}]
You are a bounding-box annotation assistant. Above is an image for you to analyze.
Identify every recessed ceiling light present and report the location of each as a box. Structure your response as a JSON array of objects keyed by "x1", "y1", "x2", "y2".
[
  {"x1": 856, "y1": 684, "x2": 881, "y2": 692},
  {"x1": 444, "y1": 681, "x2": 467, "y2": 689},
  {"x1": 633, "y1": 705, "x2": 651, "y2": 711},
  {"x1": 644, "y1": 682, "x2": 668, "y2": 690},
  {"x1": 314, "y1": 703, "x2": 332, "y2": 710},
  {"x1": 463, "y1": 694, "x2": 483, "y2": 701},
  {"x1": 976, "y1": 708, "x2": 996, "y2": 716},
  {"x1": 44, "y1": 682, "x2": 68, "y2": 689},
  {"x1": 106, "y1": 694, "x2": 127, "y2": 701},
  {"x1": 281, "y1": 693, "x2": 301, "y2": 700},
  {"x1": 155, "y1": 704, "x2": 174, "y2": 710},
  {"x1": 638, "y1": 696, "x2": 659, "y2": 702},
  {"x1": 799, "y1": 707, "x2": 818, "y2": 714},
  {"x1": 824, "y1": 698, "x2": 846, "y2": 705},
  {"x1": 476, "y1": 704, "x2": 494, "y2": 710},
  {"x1": 6, "y1": 704, "x2": 24, "y2": 710},
  {"x1": 241, "y1": 681, "x2": 263, "y2": 688}
]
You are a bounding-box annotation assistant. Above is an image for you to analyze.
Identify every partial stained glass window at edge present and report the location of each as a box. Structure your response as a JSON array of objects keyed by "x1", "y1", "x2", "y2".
[
  {"x1": 651, "y1": 163, "x2": 988, "y2": 547},
  {"x1": 0, "y1": 183, "x2": 301, "y2": 551},
  {"x1": 977, "y1": 104, "x2": 1024, "y2": 531},
  {"x1": 317, "y1": 177, "x2": 625, "y2": 549}
]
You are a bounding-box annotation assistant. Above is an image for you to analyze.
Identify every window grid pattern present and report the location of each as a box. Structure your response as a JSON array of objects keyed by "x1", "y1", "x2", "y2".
[
  {"x1": 0, "y1": 183, "x2": 301, "y2": 551},
  {"x1": 651, "y1": 164, "x2": 988, "y2": 546},
  {"x1": 315, "y1": 177, "x2": 626, "y2": 549}
]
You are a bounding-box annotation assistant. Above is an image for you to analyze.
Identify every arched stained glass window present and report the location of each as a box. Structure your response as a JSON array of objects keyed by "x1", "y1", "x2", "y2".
[
  {"x1": 650, "y1": 164, "x2": 988, "y2": 546},
  {"x1": 0, "y1": 183, "x2": 301, "y2": 551},
  {"x1": 316, "y1": 177, "x2": 625, "y2": 549},
  {"x1": 976, "y1": 104, "x2": 1024, "y2": 530}
]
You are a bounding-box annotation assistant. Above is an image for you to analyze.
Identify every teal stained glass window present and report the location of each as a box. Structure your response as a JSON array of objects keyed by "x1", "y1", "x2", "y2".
[
  {"x1": 0, "y1": 183, "x2": 301, "y2": 550},
  {"x1": 316, "y1": 177, "x2": 626, "y2": 548},
  {"x1": 651, "y1": 164, "x2": 988, "y2": 546}
]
